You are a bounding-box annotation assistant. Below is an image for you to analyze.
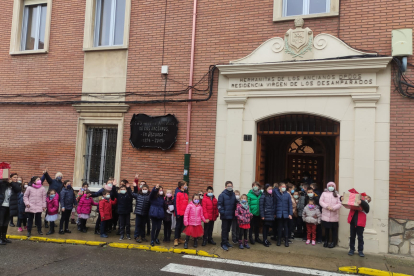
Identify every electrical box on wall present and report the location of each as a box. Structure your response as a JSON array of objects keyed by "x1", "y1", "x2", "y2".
[{"x1": 392, "y1": 29, "x2": 413, "y2": 56}]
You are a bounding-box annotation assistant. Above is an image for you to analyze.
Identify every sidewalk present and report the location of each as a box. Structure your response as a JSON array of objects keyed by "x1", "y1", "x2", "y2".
[{"x1": 6, "y1": 223, "x2": 414, "y2": 275}]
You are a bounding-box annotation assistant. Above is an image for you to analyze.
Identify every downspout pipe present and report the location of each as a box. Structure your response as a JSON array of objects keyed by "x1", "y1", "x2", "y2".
[{"x1": 185, "y1": 0, "x2": 198, "y2": 155}]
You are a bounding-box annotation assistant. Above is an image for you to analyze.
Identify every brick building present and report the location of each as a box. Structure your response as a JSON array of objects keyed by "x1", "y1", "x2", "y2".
[{"x1": 1, "y1": 0, "x2": 414, "y2": 255}]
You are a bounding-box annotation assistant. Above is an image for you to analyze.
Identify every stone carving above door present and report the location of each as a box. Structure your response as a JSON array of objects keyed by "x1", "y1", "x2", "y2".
[{"x1": 231, "y1": 18, "x2": 376, "y2": 64}]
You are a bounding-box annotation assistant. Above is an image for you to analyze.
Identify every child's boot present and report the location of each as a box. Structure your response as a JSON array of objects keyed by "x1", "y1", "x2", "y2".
[
  {"x1": 238, "y1": 240, "x2": 244, "y2": 249},
  {"x1": 244, "y1": 240, "x2": 250, "y2": 249},
  {"x1": 47, "y1": 222, "x2": 55, "y2": 235},
  {"x1": 202, "y1": 238, "x2": 207, "y2": 246},
  {"x1": 285, "y1": 237, "x2": 289, "y2": 247},
  {"x1": 193, "y1": 238, "x2": 198, "y2": 248},
  {"x1": 174, "y1": 239, "x2": 179, "y2": 246},
  {"x1": 184, "y1": 236, "x2": 190, "y2": 249},
  {"x1": 277, "y1": 238, "x2": 281, "y2": 246}
]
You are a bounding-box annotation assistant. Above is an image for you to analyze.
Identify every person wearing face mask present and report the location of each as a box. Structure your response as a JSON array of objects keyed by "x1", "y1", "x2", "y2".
[
  {"x1": 319, "y1": 182, "x2": 341, "y2": 248},
  {"x1": 183, "y1": 194, "x2": 209, "y2": 249},
  {"x1": 345, "y1": 192, "x2": 371, "y2": 257},
  {"x1": 23, "y1": 176, "x2": 46, "y2": 237},
  {"x1": 134, "y1": 175, "x2": 152, "y2": 237},
  {"x1": 132, "y1": 182, "x2": 151, "y2": 243},
  {"x1": 247, "y1": 182, "x2": 262, "y2": 245},
  {"x1": 89, "y1": 180, "x2": 114, "y2": 235},
  {"x1": 260, "y1": 184, "x2": 276, "y2": 247},
  {"x1": 0, "y1": 172, "x2": 22, "y2": 244},
  {"x1": 302, "y1": 198, "x2": 321, "y2": 246},
  {"x1": 294, "y1": 191, "x2": 305, "y2": 238},
  {"x1": 45, "y1": 189, "x2": 59, "y2": 235},
  {"x1": 163, "y1": 189, "x2": 174, "y2": 242},
  {"x1": 9, "y1": 176, "x2": 23, "y2": 227},
  {"x1": 99, "y1": 190, "x2": 117, "y2": 238},
  {"x1": 148, "y1": 184, "x2": 165, "y2": 246},
  {"x1": 230, "y1": 190, "x2": 241, "y2": 244},
  {"x1": 235, "y1": 194, "x2": 253, "y2": 249},
  {"x1": 202, "y1": 186, "x2": 218, "y2": 246},
  {"x1": 287, "y1": 184, "x2": 297, "y2": 240},
  {"x1": 111, "y1": 183, "x2": 133, "y2": 240},
  {"x1": 17, "y1": 182, "x2": 28, "y2": 232},
  {"x1": 217, "y1": 181, "x2": 237, "y2": 251},
  {"x1": 41, "y1": 169, "x2": 64, "y2": 229},
  {"x1": 198, "y1": 191, "x2": 204, "y2": 206},
  {"x1": 273, "y1": 182, "x2": 293, "y2": 247},
  {"x1": 76, "y1": 189, "x2": 98, "y2": 234},
  {"x1": 58, "y1": 181, "x2": 77, "y2": 235},
  {"x1": 174, "y1": 181, "x2": 188, "y2": 246}
]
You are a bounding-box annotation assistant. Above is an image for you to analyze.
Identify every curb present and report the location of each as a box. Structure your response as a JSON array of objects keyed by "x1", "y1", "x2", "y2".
[
  {"x1": 339, "y1": 266, "x2": 412, "y2": 276},
  {"x1": 6, "y1": 234, "x2": 219, "y2": 258}
]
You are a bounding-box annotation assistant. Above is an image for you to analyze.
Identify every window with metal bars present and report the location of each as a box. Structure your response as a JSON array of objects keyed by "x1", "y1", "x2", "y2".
[{"x1": 84, "y1": 127, "x2": 118, "y2": 187}]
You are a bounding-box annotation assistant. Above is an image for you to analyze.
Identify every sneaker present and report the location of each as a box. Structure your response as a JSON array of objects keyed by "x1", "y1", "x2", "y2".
[
  {"x1": 119, "y1": 235, "x2": 124, "y2": 241},
  {"x1": 221, "y1": 244, "x2": 229, "y2": 251},
  {"x1": 127, "y1": 234, "x2": 131, "y2": 240},
  {"x1": 312, "y1": 240, "x2": 316, "y2": 246},
  {"x1": 306, "y1": 239, "x2": 310, "y2": 245},
  {"x1": 226, "y1": 242, "x2": 233, "y2": 248},
  {"x1": 208, "y1": 239, "x2": 216, "y2": 245},
  {"x1": 10, "y1": 223, "x2": 16, "y2": 227},
  {"x1": 142, "y1": 237, "x2": 148, "y2": 242},
  {"x1": 348, "y1": 250, "x2": 354, "y2": 256},
  {"x1": 100, "y1": 234, "x2": 108, "y2": 238},
  {"x1": 64, "y1": 229, "x2": 71, "y2": 234},
  {"x1": 136, "y1": 238, "x2": 142, "y2": 243},
  {"x1": 18, "y1": 227, "x2": 23, "y2": 232},
  {"x1": 59, "y1": 230, "x2": 65, "y2": 235},
  {"x1": 232, "y1": 239, "x2": 238, "y2": 245},
  {"x1": 358, "y1": 251, "x2": 365, "y2": 257},
  {"x1": 288, "y1": 239, "x2": 293, "y2": 244}
]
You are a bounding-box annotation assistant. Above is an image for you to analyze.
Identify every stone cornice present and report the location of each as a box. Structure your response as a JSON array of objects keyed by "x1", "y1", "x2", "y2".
[
  {"x1": 224, "y1": 97, "x2": 247, "y2": 109},
  {"x1": 217, "y1": 57, "x2": 392, "y2": 76}
]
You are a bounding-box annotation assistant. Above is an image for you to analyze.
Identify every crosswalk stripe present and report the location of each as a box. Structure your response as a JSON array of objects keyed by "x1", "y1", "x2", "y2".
[
  {"x1": 182, "y1": 255, "x2": 346, "y2": 276},
  {"x1": 161, "y1": 263, "x2": 261, "y2": 276}
]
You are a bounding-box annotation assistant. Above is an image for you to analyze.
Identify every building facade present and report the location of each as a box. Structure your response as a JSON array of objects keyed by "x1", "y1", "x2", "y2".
[{"x1": 1, "y1": 0, "x2": 414, "y2": 255}]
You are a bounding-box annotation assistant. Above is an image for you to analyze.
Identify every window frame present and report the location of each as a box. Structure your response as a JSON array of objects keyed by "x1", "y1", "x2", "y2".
[
  {"x1": 282, "y1": 0, "x2": 331, "y2": 17},
  {"x1": 273, "y1": 0, "x2": 339, "y2": 22},
  {"x1": 83, "y1": 0, "x2": 131, "y2": 51},
  {"x1": 10, "y1": 0, "x2": 52, "y2": 55},
  {"x1": 20, "y1": 3, "x2": 48, "y2": 51}
]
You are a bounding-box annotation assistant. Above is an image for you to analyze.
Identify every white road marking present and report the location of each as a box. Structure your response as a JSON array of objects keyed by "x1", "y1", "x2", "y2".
[
  {"x1": 161, "y1": 263, "x2": 261, "y2": 276},
  {"x1": 182, "y1": 255, "x2": 348, "y2": 276}
]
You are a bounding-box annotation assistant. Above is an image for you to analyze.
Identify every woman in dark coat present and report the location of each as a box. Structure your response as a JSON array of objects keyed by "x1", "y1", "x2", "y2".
[
  {"x1": 273, "y1": 182, "x2": 293, "y2": 247},
  {"x1": 0, "y1": 173, "x2": 22, "y2": 245},
  {"x1": 259, "y1": 184, "x2": 275, "y2": 247}
]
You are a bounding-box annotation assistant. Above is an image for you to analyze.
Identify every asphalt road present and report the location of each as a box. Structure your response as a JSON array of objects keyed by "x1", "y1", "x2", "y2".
[{"x1": 0, "y1": 241, "x2": 344, "y2": 276}]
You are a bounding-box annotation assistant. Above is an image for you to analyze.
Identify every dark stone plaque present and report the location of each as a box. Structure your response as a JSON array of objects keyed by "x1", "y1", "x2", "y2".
[{"x1": 130, "y1": 114, "x2": 178, "y2": 150}]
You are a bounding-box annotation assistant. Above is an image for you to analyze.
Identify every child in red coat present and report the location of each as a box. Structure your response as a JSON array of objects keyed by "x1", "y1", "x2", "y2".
[
  {"x1": 235, "y1": 194, "x2": 253, "y2": 249},
  {"x1": 99, "y1": 190, "x2": 117, "y2": 238},
  {"x1": 45, "y1": 189, "x2": 59, "y2": 235},
  {"x1": 202, "y1": 186, "x2": 218, "y2": 246},
  {"x1": 174, "y1": 182, "x2": 188, "y2": 246}
]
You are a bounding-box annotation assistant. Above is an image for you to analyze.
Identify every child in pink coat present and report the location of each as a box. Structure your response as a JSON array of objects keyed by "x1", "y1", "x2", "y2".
[
  {"x1": 319, "y1": 182, "x2": 341, "y2": 248},
  {"x1": 45, "y1": 189, "x2": 59, "y2": 235},
  {"x1": 183, "y1": 194, "x2": 209, "y2": 249},
  {"x1": 77, "y1": 190, "x2": 98, "y2": 233}
]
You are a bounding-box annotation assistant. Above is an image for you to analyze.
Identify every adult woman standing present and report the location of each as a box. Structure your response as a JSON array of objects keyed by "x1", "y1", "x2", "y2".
[
  {"x1": 273, "y1": 182, "x2": 293, "y2": 247},
  {"x1": 319, "y1": 182, "x2": 341, "y2": 248},
  {"x1": 0, "y1": 173, "x2": 22, "y2": 244},
  {"x1": 24, "y1": 176, "x2": 47, "y2": 237}
]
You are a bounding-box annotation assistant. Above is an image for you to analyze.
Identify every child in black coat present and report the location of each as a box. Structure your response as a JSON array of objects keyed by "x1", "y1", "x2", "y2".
[
  {"x1": 111, "y1": 183, "x2": 133, "y2": 240},
  {"x1": 163, "y1": 189, "x2": 174, "y2": 242}
]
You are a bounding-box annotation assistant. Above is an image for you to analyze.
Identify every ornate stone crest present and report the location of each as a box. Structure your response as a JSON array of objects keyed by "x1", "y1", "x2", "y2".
[{"x1": 284, "y1": 18, "x2": 314, "y2": 60}]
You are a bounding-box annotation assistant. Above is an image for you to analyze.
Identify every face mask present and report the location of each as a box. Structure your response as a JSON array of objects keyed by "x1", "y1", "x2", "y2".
[
  {"x1": 227, "y1": 187, "x2": 233, "y2": 192},
  {"x1": 159, "y1": 191, "x2": 164, "y2": 195},
  {"x1": 235, "y1": 195, "x2": 240, "y2": 200},
  {"x1": 184, "y1": 186, "x2": 188, "y2": 190},
  {"x1": 142, "y1": 190, "x2": 148, "y2": 194},
  {"x1": 308, "y1": 193, "x2": 314, "y2": 198},
  {"x1": 105, "y1": 195, "x2": 110, "y2": 199},
  {"x1": 253, "y1": 186, "x2": 259, "y2": 191},
  {"x1": 207, "y1": 192, "x2": 213, "y2": 197},
  {"x1": 50, "y1": 194, "x2": 55, "y2": 199},
  {"x1": 140, "y1": 184, "x2": 143, "y2": 188},
  {"x1": 267, "y1": 189, "x2": 273, "y2": 194},
  {"x1": 365, "y1": 200, "x2": 370, "y2": 204},
  {"x1": 199, "y1": 195, "x2": 203, "y2": 199},
  {"x1": 107, "y1": 184, "x2": 113, "y2": 188},
  {"x1": 291, "y1": 189, "x2": 295, "y2": 194},
  {"x1": 308, "y1": 204, "x2": 314, "y2": 209},
  {"x1": 24, "y1": 185, "x2": 28, "y2": 188},
  {"x1": 120, "y1": 190, "x2": 126, "y2": 194},
  {"x1": 56, "y1": 176, "x2": 62, "y2": 181},
  {"x1": 166, "y1": 193, "x2": 172, "y2": 197},
  {"x1": 36, "y1": 180, "x2": 41, "y2": 185},
  {"x1": 241, "y1": 199, "x2": 247, "y2": 203},
  {"x1": 261, "y1": 189, "x2": 264, "y2": 193},
  {"x1": 193, "y1": 200, "x2": 199, "y2": 204},
  {"x1": 17, "y1": 181, "x2": 22, "y2": 184},
  {"x1": 281, "y1": 187, "x2": 286, "y2": 192},
  {"x1": 294, "y1": 195, "x2": 299, "y2": 199},
  {"x1": 328, "y1": 187, "x2": 334, "y2": 192},
  {"x1": 67, "y1": 185, "x2": 71, "y2": 189}
]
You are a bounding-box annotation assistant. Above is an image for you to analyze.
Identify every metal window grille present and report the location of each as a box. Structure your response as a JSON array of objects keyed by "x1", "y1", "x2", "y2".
[{"x1": 84, "y1": 127, "x2": 118, "y2": 187}]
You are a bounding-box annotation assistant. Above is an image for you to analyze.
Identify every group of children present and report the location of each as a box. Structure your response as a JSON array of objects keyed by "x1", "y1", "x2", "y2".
[{"x1": 8, "y1": 170, "x2": 371, "y2": 257}]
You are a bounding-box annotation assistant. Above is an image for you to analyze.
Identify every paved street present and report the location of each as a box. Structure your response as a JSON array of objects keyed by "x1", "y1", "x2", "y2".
[{"x1": 0, "y1": 241, "x2": 347, "y2": 276}]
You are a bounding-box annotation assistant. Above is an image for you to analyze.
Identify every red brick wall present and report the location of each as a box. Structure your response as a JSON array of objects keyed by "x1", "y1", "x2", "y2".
[{"x1": 1, "y1": 0, "x2": 414, "y2": 218}]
